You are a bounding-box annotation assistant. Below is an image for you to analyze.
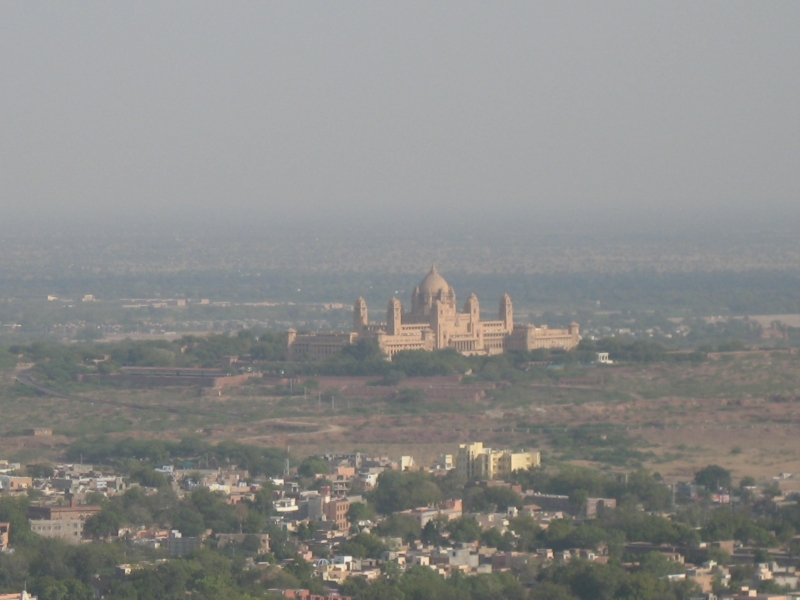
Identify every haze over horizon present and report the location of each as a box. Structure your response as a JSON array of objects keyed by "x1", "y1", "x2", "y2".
[{"x1": 2, "y1": 2, "x2": 799, "y2": 237}]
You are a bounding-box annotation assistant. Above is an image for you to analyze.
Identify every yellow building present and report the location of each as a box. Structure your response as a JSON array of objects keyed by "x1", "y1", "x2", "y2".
[
  {"x1": 456, "y1": 442, "x2": 540, "y2": 481},
  {"x1": 288, "y1": 266, "x2": 580, "y2": 360}
]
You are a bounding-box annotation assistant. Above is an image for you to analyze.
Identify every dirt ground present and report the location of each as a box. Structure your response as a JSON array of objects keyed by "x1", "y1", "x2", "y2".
[{"x1": 3, "y1": 350, "x2": 800, "y2": 485}]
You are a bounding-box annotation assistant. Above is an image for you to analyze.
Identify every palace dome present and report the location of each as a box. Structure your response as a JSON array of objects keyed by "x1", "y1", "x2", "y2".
[{"x1": 418, "y1": 265, "x2": 450, "y2": 296}]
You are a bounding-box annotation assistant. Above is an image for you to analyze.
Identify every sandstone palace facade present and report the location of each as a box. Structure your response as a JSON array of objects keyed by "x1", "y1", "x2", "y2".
[{"x1": 287, "y1": 266, "x2": 580, "y2": 361}]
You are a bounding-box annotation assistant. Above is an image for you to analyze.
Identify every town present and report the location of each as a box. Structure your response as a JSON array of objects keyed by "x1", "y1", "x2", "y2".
[{"x1": 2, "y1": 435, "x2": 800, "y2": 600}]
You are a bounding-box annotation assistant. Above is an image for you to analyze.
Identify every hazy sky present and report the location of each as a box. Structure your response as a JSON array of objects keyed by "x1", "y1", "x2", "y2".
[{"x1": 1, "y1": 2, "x2": 799, "y2": 234}]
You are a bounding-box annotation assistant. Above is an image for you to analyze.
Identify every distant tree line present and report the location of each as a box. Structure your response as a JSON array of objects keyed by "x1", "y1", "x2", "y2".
[
  {"x1": 65, "y1": 436, "x2": 286, "y2": 477},
  {"x1": 4, "y1": 268, "x2": 800, "y2": 315}
]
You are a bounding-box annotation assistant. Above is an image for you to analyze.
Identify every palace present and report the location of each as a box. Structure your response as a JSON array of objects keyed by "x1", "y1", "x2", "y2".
[{"x1": 287, "y1": 266, "x2": 580, "y2": 361}]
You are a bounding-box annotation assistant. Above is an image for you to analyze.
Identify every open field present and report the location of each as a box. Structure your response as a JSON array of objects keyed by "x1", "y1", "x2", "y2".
[{"x1": 3, "y1": 350, "x2": 800, "y2": 484}]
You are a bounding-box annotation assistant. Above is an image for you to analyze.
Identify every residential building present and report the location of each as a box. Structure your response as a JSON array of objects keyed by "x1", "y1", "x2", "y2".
[
  {"x1": 27, "y1": 502, "x2": 102, "y2": 545},
  {"x1": 323, "y1": 498, "x2": 350, "y2": 531},
  {"x1": 28, "y1": 518, "x2": 86, "y2": 544},
  {"x1": 584, "y1": 497, "x2": 617, "y2": 518},
  {"x1": 456, "y1": 442, "x2": 540, "y2": 480},
  {"x1": 436, "y1": 455, "x2": 454, "y2": 470},
  {"x1": 28, "y1": 504, "x2": 102, "y2": 522}
]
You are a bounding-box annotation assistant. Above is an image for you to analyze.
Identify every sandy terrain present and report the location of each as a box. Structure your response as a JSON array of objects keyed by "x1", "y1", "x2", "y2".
[{"x1": 4, "y1": 350, "x2": 800, "y2": 486}]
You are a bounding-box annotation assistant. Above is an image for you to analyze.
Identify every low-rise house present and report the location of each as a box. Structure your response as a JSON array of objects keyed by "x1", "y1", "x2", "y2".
[
  {"x1": 275, "y1": 497, "x2": 300, "y2": 515},
  {"x1": 357, "y1": 472, "x2": 380, "y2": 489},
  {"x1": 490, "y1": 551, "x2": 536, "y2": 572},
  {"x1": 431, "y1": 545, "x2": 480, "y2": 569},
  {"x1": 322, "y1": 452, "x2": 367, "y2": 470},
  {"x1": 683, "y1": 560, "x2": 730, "y2": 593},
  {"x1": 0, "y1": 592, "x2": 37, "y2": 600},
  {"x1": 731, "y1": 586, "x2": 789, "y2": 600},
  {"x1": 0, "y1": 476, "x2": 33, "y2": 493},
  {"x1": 0, "y1": 462, "x2": 21, "y2": 474},
  {"x1": 584, "y1": 497, "x2": 617, "y2": 518},
  {"x1": 526, "y1": 511, "x2": 567, "y2": 529},
  {"x1": 399, "y1": 499, "x2": 462, "y2": 527},
  {"x1": 227, "y1": 486, "x2": 256, "y2": 505},
  {"x1": 473, "y1": 512, "x2": 510, "y2": 532},
  {"x1": 313, "y1": 528, "x2": 348, "y2": 544},
  {"x1": 93, "y1": 476, "x2": 127, "y2": 494},
  {"x1": 410, "y1": 555, "x2": 430, "y2": 567},
  {"x1": 435, "y1": 454, "x2": 454, "y2": 471},
  {"x1": 332, "y1": 555, "x2": 354, "y2": 569},
  {"x1": 130, "y1": 528, "x2": 171, "y2": 549},
  {"x1": 318, "y1": 564, "x2": 350, "y2": 584},
  {"x1": 332, "y1": 466, "x2": 355, "y2": 479},
  {"x1": 753, "y1": 562, "x2": 800, "y2": 590}
]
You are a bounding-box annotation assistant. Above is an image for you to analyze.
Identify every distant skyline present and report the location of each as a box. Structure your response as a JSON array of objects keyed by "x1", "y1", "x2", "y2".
[{"x1": 1, "y1": 2, "x2": 799, "y2": 235}]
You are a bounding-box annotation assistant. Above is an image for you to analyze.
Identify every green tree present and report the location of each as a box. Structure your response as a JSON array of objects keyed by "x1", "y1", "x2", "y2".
[
  {"x1": 31, "y1": 577, "x2": 94, "y2": 600},
  {"x1": 369, "y1": 470, "x2": 442, "y2": 514},
  {"x1": 375, "y1": 514, "x2": 421, "y2": 542},
  {"x1": 446, "y1": 516, "x2": 482, "y2": 543},
  {"x1": 25, "y1": 463, "x2": 54, "y2": 479},
  {"x1": 347, "y1": 502, "x2": 376, "y2": 524},
  {"x1": 421, "y1": 519, "x2": 445, "y2": 546},
  {"x1": 338, "y1": 533, "x2": 388, "y2": 559},
  {"x1": 298, "y1": 456, "x2": 329, "y2": 478},
  {"x1": 464, "y1": 485, "x2": 522, "y2": 512},
  {"x1": 0, "y1": 349, "x2": 18, "y2": 370},
  {"x1": 172, "y1": 506, "x2": 206, "y2": 537},
  {"x1": 0, "y1": 496, "x2": 33, "y2": 544},
  {"x1": 83, "y1": 509, "x2": 123, "y2": 539},
  {"x1": 129, "y1": 465, "x2": 170, "y2": 489},
  {"x1": 739, "y1": 476, "x2": 756, "y2": 489},
  {"x1": 284, "y1": 557, "x2": 315, "y2": 587},
  {"x1": 531, "y1": 582, "x2": 579, "y2": 600},
  {"x1": 637, "y1": 551, "x2": 685, "y2": 577},
  {"x1": 694, "y1": 465, "x2": 732, "y2": 492},
  {"x1": 480, "y1": 527, "x2": 515, "y2": 551},
  {"x1": 509, "y1": 515, "x2": 542, "y2": 552},
  {"x1": 247, "y1": 486, "x2": 275, "y2": 518}
]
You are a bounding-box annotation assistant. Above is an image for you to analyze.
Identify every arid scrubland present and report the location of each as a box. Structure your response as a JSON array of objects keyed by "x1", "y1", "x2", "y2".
[{"x1": 4, "y1": 350, "x2": 800, "y2": 482}]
